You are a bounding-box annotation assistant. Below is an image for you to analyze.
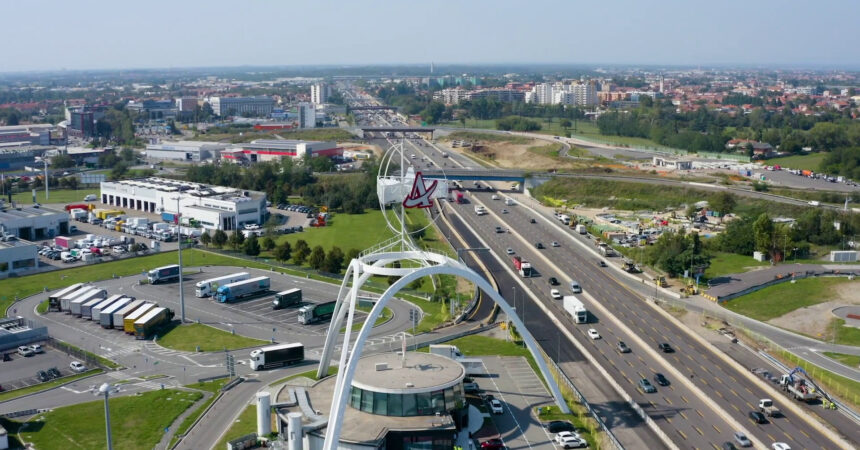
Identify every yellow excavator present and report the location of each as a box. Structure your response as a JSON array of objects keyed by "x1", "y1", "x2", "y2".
[{"x1": 653, "y1": 275, "x2": 668, "y2": 287}]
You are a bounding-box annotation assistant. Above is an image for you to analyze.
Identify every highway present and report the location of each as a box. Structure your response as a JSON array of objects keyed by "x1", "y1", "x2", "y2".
[{"x1": 351, "y1": 95, "x2": 853, "y2": 447}]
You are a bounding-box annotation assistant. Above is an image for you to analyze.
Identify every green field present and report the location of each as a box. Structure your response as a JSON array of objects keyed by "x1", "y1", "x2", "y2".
[
  {"x1": 8, "y1": 187, "x2": 98, "y2": 205},
  {"x1": 723, "y1": 277, "x2": 856, "y2": 321},
  {"x1": 442, "y1": 129, "x2": 531, "y2": 144},
  {"x1": 527, "y1": 143, "x2": 564, "y2": 158},
  {"x1": 0, "y1": 369, "x2": 102, "y2": 403},
  {"x1": 823, "y1": 351, "x2": 860, "y2": 368},
  {"x1": 157, "y1": 323, "x2": 267, "y2": 352},
  {"x1": 213, "y1": 404, "x2": 257, "y2": 449},
  {"x1": 703, "y1": 252, "x2": 769, "y2": 279},
  {"x1": 168, "y1": 378, "x2": 228, "y2": 448},
  {"x1": 766, "y1": 153, "x2": 827, "y2": 172},
  {"x1": 13, "y1": 389, "x2": 201, "y2": 450},
  {"x1": 833, "y1": 318, "x2": 860, "y2": 347}
]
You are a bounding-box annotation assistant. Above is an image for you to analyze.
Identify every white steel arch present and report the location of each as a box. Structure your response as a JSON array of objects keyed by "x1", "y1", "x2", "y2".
[{"x1": 319, "y1": 252, "x2": 571, "y2": 449}]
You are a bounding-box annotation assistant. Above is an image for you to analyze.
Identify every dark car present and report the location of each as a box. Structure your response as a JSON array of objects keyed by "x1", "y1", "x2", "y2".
[
  {"x1": 616, "y1": 341, "x2": 631, "y2": 353},
  {"x1": 48, "y1": 367, "x2": 62, "y2": 379},
  {"x1": 638, "y1": 378, "x2": 657, "y2": 393},
  {"x1": 546, "y1": 420, "x2": 575, "y2": 433},
  {"x1": 535, "y1": 242, "x2": 545, "y2": 249},
  {"x1": 653, "y1": 373, "x2": 670, "y2": 386},
  {"x1": 548, "y1": 277, "x2": 559, "y2": 286},
  {"x1": 530, "y1": 218, "x2": 536, "y2": 223},
  {"x1": 721, "y1": 442, "x2": 738, "y2": 450},
  {"x1": 597, "y1": 260, "x2": 607, "y2": 267},
  {"x1": 480, "y1": 438, "x2": 505, "y2": 449},
  {"x1": 37, "y1": 370, "x2": 50, "y2": 382},
  {"x1": 748, "y1": 411, "x2": 767, "y2": 424},
  {"x1": 658, "y1": 343, "x2": 674, "y2": 353}
]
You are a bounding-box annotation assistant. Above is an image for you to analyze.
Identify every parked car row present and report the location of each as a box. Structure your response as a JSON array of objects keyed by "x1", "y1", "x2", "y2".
[
  {"x1": 17, "y1": 344, "x2": 44, "y2": 357},
  {"x1": 36, "y1": 367, "x2": 63, "y2": 382}
]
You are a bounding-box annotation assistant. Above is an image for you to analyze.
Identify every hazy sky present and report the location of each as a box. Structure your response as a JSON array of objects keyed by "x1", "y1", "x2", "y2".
[{"x1": 2, "y1": 0, "x2": 858, "y2": 72}]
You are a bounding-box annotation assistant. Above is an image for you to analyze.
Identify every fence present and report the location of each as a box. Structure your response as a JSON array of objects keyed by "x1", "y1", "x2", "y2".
[{"x1": 45, "y1": 336, "x2": 109, "y2": 370}]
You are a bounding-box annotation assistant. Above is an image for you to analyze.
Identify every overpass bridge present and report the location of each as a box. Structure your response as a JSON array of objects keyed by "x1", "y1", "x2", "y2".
[
  {"x1": 423, "y1": 168, "x2": 525, "y2": 185},
  {"x1": 348, "y1": 105, "x2": 398, "y2": 112},
  {"x1": 360, "y1": 126, "x2": 437, "y2": 139}
]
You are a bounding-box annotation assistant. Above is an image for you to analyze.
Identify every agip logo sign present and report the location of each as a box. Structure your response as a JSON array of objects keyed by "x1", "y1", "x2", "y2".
[{"x1": 402, "y1": 171, "x2": 438, "y2": 209}]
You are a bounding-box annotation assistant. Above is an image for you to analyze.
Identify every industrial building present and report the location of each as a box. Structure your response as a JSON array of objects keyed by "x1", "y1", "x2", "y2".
[
  {"x1": 0, "y1": 124, "x2": 54, "y2": 146},
  {"x1": 652, "y1": 156, "x2": 693, "y2": 170},
  {"x1": 0, "y1": 239, "x2": 39, "y2": 278},
  {"x1": 99, "y1": 177, "x2": 267, "y2": 230},
  {"x1": 275, "y1": 352, "x2": 467, "y2": 449},
  {"x1": 223, "y1": 139, "x2": 341, "y2": 163},
  {"x1": 0, "y1": 317, "x2": 47, "y2": 352},
  {"x1": 63, "y1": 105, "x2": 106, "y2": 138},
  {"x1": 0, "y1": 145, "x2": 54, "y2": 170},
  {"x1": 208, "y1": 96, "x2": 275, "y2": 117},
  {"x1": 0, "y1": 204, "x2": 71, "y2": 240},
  {"x1": 126, "y1": 99, "x2": 178, "y2": 120},
  {"x1": 144, "y1": 140, "x2": 229, "y2": 162}
]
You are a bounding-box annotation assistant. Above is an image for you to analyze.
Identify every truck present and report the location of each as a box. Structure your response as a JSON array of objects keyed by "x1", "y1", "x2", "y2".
[
  {"x1": 297, "y1": 301, "x2": 336, "y2": 325},
  {"x1": 598, "y1": 244, "x2": 615, "y2": 257},
  {"x1": 147, "y1": 264, "x2": 180, "y2": 284},
  {"x1": 123, "y1": 303, "x2": 157, "y2": 334},
  {"x1": 161, "y1": 212, "x2": 178, "y2": 223},
  {"x1": 83, "y1": 294, "x2": 121, "y2": 320},
  {"x1": 429, "y1": 345, "x2": 487, "y2": 376},
  {"x1": 272, "y1": 288, "x2": 302, "y2": 309},
  {"x1": 758, "y1": 398, "x2": 781, "y2": 417},
  {"x1": 195, "y1": 272, "x2": 250, "y2": 298},
  {"x1": 249, "y1": 342, "x2": 305, "y2": 370},
  {"x1": 563, "y1": 295, "x2": 588, "y2": 324},
  {"x1": 133, "y1": 307, "x2": 173, "y2": 340},
  {"x1": 214, "y1": 276, "x2": 271, "y2": 303},
  {"x1": 454, "y1": 191, "x2": 464, "y2": 204},
  {"x1": 98, "y1": 297, "x2": 133, "y2": 327},
  {"x1": 109, "y1": 299, "x2": 146, "y2": 329},
  {"x1": 64, "y1": 203, "x2": 92, "y2": 212},
  {"x1": 94, "y1": 209, "x2": 124, "y2": 220},
  {"x1": 54, "y1": 236, "x2": 73, "y2": 249},
  {"x1": 69, "y1": 288, "x2": 107, "y2": 317},
  {"x1": 91, "y1": 295, "x2": 128, "y2": 322},
  {"x1": 512, "y1": 256, "x2": 533, "y2": 277},
  {"x1": 474, "y1": 205, "x2": 486, "y2": 216},
  {"x1": 779, "y1": 367, "x2": 824, "y2": 402},
  {"x1": 504, "y1": 197, "x2": 515, "y2": 206},
  {"x1": 69, "y1": 209, "x2": 88, "y2": 221},
  {"x1": 48, "y1": 283, "x2": 84, "y2": 311},
  {"x1": 559, "y1": 214, "x2": 570, "y2": 225},
  {"x1": 60, "y1": 285, "x2": 92, "y2": 312},
  {"x1": 575, "y1": 224, "x2": 587, "y2": 234}
]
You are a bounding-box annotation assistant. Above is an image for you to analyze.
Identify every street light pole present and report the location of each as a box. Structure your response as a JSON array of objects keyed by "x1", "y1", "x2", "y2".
[
  {"x1": 99, "y1": 383, "x2": 114, "y2": 450},
  {"x1": 43, "y1": 158, "x2": 48, "y2": 201},
  {"x1": 173, "y1": 196, "x2": 186, "y2": 323}
]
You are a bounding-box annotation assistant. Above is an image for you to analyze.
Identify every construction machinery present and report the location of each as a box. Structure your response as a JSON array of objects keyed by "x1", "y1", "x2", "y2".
[{"x1": 653, "y1": 275, "x2": 668, "y2": 288}]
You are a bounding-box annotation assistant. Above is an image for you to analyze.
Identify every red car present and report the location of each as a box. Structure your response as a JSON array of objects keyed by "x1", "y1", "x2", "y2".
[{"x1": 481, "y1": 438, "x2": 505, "y2": 449}]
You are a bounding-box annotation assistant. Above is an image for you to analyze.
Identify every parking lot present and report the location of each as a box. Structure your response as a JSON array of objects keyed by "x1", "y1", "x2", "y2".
[{"x1": 0, "y1": 345, "x2": 85, "y2": 391}]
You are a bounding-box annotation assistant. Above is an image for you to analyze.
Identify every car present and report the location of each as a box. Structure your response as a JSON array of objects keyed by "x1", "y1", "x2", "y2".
[
  {"x1": 554, "y1": 431, "x2": 582, "y2": 444},
  {"x1": 616, "y1": 341, "x2": 631, "y2": 353},
  {"x1": 495, "y1": 226, "x2": 505, "y2": 233},
  {"x1": 29, "y1": 344, "x2": 44, "y2": 354},
  {"x1": 748, "y1": 411, "x2": 767, "y2": 424},
  {"x1": 545, "y1": 420, "x2": 575, "y2": 433},
  {"x1": 653, "y1": 373, "x2": 670, "y2": 386},
  {"x1": 597, "y1": 260, "x2": 607, "y2": 267},
  {"x1": 463, "y1": 382, "x2": 480, "y2": 393},
  {"x1": 550, "y1": 289, "x2": 562, "y2": 300},
  {"x1": 534, "y1": 242, "x2": 545, "y2": 249},
  {"x1": 551, "y1": 241, "x2": 560, "y2": 247},
  {"x1": 587, "y1": 328, "x2": 600, "y2": 340},
  {"x1": 638, "y1": 378, "x2": 657, "y2": 393},
  {"x1": 570, "y1": 281, "x2": 582, "y2": 294},
  {"x1": 489, "y1": 399, "x2": 504, "y2": 414},
  {"x1": 506, "y1": 247, "x2": 514, "y2": 254},
  {"x1": 722, "y1": 442, "x2": 738, "y2": 450},
  {"x1": 548, "y1": 277, "x2": 559, "y2": 286},
  {"x1": 529, "y1": 218, "x2": 536, "y2": 223},
  {"x1": 37, "y1": 370, "x2": 50, "y2": 382},
  {"x1": 658, "y1": 343, "x2": 674, "y2": 353},
  {"x1": 771, "y1": 443, "x2": 790, "y2": 450},
  {"x1": 17, "y1": 346, "x2": 34, "y2": 357},
  {"x1": 501, "y1": 209, "x2": 508, "y2": 214},
  {"x1": 69, "y1": 361, "x2": 86, "y2": 373},
  {"x1": 47, "y1": 367, "x2": 61, "y2": 378},
  {"x1": 480, "y1": 438, "x2": 505, "y2": 449},
  {"x1": 733, "y1": 431, "x2": 752, "y2": 447},
  {"x1": 556, "y1": 434, "x2": 587, "y2": 449}
]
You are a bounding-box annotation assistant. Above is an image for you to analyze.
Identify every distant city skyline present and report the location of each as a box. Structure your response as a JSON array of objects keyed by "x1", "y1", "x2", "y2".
[{"x1": 1, "y1": 0, "x2": 859, "y2": 73}]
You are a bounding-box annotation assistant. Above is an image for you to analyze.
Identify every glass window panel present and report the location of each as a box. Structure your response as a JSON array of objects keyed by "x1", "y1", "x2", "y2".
[
  {"x1": 431, "y1": 389, "x2": 445, "y2": 413},
  {"x1": 416, "y1": 392, "x2": 432, "y2": 415},
  {"x1": 402, "y1": 393, "x2": 417, "y2": 416},
  {"x1": 444, "y1": 387, "x2": 455, "y2": 410},
  {"x1": 373, "y1": 391, "x2": 388, "y2": 415},
  {"x1": 388, "y1": 392, "x2": 403, "y2": 416},
  {"x1": 350, "y1": 387, "x2": 362, "y2": 409},
  {"x1": 361, "y1": 388, "x2": 374, "y2": 413}
]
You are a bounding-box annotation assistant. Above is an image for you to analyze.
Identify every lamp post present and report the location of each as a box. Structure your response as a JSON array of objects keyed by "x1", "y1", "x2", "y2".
[
  {"x1": 97, "y1": 383, "x2": 117, "y2": 450},
  {"x1": 172, "y1": 196, "x2": 186, "y2": 323},
  {"x1": 35, "y1": 157, "x2": 48, "y2": 201}
]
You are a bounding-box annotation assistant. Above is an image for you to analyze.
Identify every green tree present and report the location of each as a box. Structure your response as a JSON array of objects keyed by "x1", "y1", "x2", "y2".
[
  {"x1": 243, "y1": 234, "x2": 261, "y2": 256},
  {"x1": 261, "y1": 236, "x2": 276, "y2": 251},
  {"x1": 229, "y1": 230, "x2": 245, "y2": 251},
  {"x1": 200, "y1": 230, "x2": 211, "y2": 247},
  {"x1": 753, "y1": 213, "x2": 774, "y2": 256},
  {"x1": 421, "y1": 102, "x2": 446, "y2": 124},
  {"x1": 324, "y1": 246, "x2": 345, "y2": 273},
  {"x1": 308, "y1": 245, "x2": 326, "y2": 270},
  {"x1": 119, "y1": 148, "x2": 136, "y2": 162},
  {"x1": 110, "y1": 162, "x2": 128, "y2": 180},
  {"x1": 274, "y1": 241, "x2": 292, "y2": 263},
  {"x1": 212, "y1": 229, "x2": 227, "y2": 248},
  {"x1": 50, "y1": 153, "x2": 76, "y2": 169},
  {"x1": 709, "y1": 191, "x2": 737, "y2": 221},
  {"x1": 292, "y1": 239, "x2": 311, "y2": 265},
  {"x1": 346, "y1": 248, "x2": 361, "y2": 263}
]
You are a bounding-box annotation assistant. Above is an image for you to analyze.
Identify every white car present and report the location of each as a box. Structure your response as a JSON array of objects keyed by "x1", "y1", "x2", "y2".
[
  {"x1": 489, "y1": 399, "x2": 504, "y2": 414},
  {"x1": 550, "y1": 289, "x2": 562, "y2": 300},
  {"x1": 554, "y1": 431, "x2": 580, "y2": 443},
  {"x1": 771, "y1": 444, "x2": 791, "y2": 450},
  {"x1": 30, "y1": 344, "x2": 44, "y2": 354},
  {"x1": 69, "y1": 361, "x2": 86, "y2": 373},
  {"x1": 556, "y1": 434, "x2": 587, "y2": 449},
  {"x1": 506, "y1": 248, "x2": 514, "y2": 255},
  {"x1": 587, "y1": 329, "x2": 600, "y2": 340},
  {"x1": 551, "y1": 241, "x2": 560, "y2": 247}
]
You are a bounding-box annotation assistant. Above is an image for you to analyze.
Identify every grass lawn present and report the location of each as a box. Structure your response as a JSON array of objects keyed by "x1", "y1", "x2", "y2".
[
  {"x1": 527, "y1": 143, "x2": 564, "y2": 159},
  {"x1": 703, "y1": 252, "x2": 769, "y2": 279},
  {"x1": 534, "y1": 405, "x2": 599, "y2": 449},
  {"x1": 270, "y1": 210, "x2": 397, "y2": 258},
  {"x1": 8, "y1": 187, "x2": 98, "y2": 205},
  {"x1": 0, "y1": 369, "x2": 102, "y2": 403},
  {"x1": 766, "y1": 153, "x2": 827, "y2": 172},
  {"x1": 157, "y1": 323, "x2": 267, "y2": 352},
  {"x1": 15, "y1": 389, "x2": 201, "y2": 450},
  {"x1": 213, "y1": 404, "x2": 257, "y2": 449},
  {"x1": 823, "y1": 352, "x2": 860, "y2": 368},
  {"x1": 722, "y1": 277, "x2": 856, "y2": 321},
  {"x1": 168, "y1": 378, "x2": 228, "y2": 448},
  {"x1": 833, "y1": 318, "x2": 860, "y2": 347},
  {"x1": 441, "y1": 129, "x2": 531, "y2": 144},
  {"x1": 343, "y1": 306, "x2": 393, "y2": 332}
]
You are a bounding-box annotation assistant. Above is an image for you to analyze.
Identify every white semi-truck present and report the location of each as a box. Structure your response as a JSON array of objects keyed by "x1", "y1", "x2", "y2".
[
  {"x1": 250, "y1": 342, "x2": 305, "y2": 370},
  {"x1": 429, "y1": 344, "x2": 487, "y2": 376},
  {"x1": 563, "y1": 295, "x2": 588, "y2": 324},
  {"x1": 195, "y1": 272, "x2": 250, "y2": 297}
]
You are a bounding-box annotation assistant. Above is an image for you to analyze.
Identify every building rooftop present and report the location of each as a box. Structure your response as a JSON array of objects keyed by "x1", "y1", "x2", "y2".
[
  {"x1": 103, "y1": 177, "x2": 265, "y2": 201},
  {"x1": 0, "y1": 238, "x2": 38, "y2": 249},
  {"x1": 0, "y1": 204, "x2": 66, "y2": 220},
  {"x1": 352, "y1": 352, "x2": 464, "y2": 393}
]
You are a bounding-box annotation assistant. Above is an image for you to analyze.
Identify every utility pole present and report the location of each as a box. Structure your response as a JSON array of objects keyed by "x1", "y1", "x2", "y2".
[{"x1": 173, "y1": 196, "x2": 186, "y2": 323}]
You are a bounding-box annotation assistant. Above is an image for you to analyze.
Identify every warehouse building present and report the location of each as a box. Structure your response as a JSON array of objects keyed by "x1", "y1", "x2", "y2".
[
  {"x1": 0, "y1": 204, "x2": 71, "y2": 240},
  {"x1": 208, "y1": 96, "x2": 275, "y2": 117},
  {"x1": 99, "y1": 177, "x2": 267, "y2": 230},
  {"x1": 226, "y1": 139, "x2": 341, "y2": 163},
  {"x1": 0, "y1": 144, "x2": 54, "y2": 170},
  {"x1": 144, "y1": 140, "x2": 229, "y2": 162},
  {"x1": 0, "y1": 239, "x2": 39, "y2": 278}
]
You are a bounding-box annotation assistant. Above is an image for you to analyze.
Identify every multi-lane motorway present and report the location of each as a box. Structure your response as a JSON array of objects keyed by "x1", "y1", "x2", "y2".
[{"x1": 351, "y1": 93, "x2": 854, "y2": 448}]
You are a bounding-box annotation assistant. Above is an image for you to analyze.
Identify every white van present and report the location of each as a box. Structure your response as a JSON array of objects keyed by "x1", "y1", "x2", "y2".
[{"x1": 84, "y1": 194, "x2": 97, "y2": 201}]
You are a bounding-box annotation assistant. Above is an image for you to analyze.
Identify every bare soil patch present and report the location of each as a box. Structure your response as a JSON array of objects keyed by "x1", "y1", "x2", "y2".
[{"x1": 769, "y1": 283, "x2": 860, "y2": 339}]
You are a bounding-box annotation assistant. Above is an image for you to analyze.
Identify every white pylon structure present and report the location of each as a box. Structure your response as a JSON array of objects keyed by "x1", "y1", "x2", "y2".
[{"x1": 318, "y1": 140, "x2": 570, "y2": 449}]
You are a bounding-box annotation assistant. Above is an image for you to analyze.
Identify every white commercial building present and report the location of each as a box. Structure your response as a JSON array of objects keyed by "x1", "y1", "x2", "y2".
[
  {"x1": 99, "y1": 177, "x2": 267, "y2": 231},
  {"x1": 298, "y1": 102, "x2": 316, "y2": 129},
  {"x1": 0, "y1": 239, "x2": 39, "y2": 278},
  {"x1": 225, "y1": 139, "x2": 342, "y2": 163},
  {"x1": 208, "y1": 96, "x2": 275, "y2": 117},
  {"x1": 527, "y1": 81, "x2": 597, "y2": 106},
  {"x1": 0, "y1": 204, "x2": 71, "y2": 240},
  {"x1": 311, "y1": 83, "x2": 331, "y2": 104},
  {"x1": 145, "y1": 140, "x2": 229, "y2": 162}
]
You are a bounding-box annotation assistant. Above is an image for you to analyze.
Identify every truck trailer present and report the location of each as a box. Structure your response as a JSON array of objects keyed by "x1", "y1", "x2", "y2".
[
  {"x1": 272, "y1": 288, "x2": 302, "y2": 309},
  {"x1": 111, "y1": 299, "x2": 147, "y2": 329},
  {"x1": 297, "y1": 301, "x2": 336, "y2": 325},
  {"x1": 49, "y1": 283, "x2": 84, "y2": 311},
  {"x1": 133, "y1": 307, "x2": 173, "y2": 339},
  {"x1": 147, "y1": 264, "x2": 180, "y2": 284},
  {"x1": 70, "y1": 288, "x2": 107, "y2": 317},
  {"x1": 214, "y1": 276, "x2": 271, "y2": 303},
  {"x1": 195, "y1": 272, "x2": 250, "y2": 298},
  {"x1": 85, "y1": 294, "x2": 122, "y2": 320},
  {"x1": 512, "y1": 256, "x2": 533, "y2": 277},
  {"x1": 124, "y1": 303, "x2": 157, "y2": 334},
  {"x1": 92, "y1": 295, "x2": 130, "y2": 323},
  {"x1": 61, "y1": 286, "x2": 95, "y2": 313},
  {"x1": 98, "y1": 297, "x2": 133, "y2": 328},
  {"x1": 249, "y1": 342, "x2": 305, "y2": 370},
  {"x1": 563, "y1": 295, "x2": 588, "y2": 324},
  {"x1": 429, "y1": 344, "x2": 487, "y2": 376}
]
